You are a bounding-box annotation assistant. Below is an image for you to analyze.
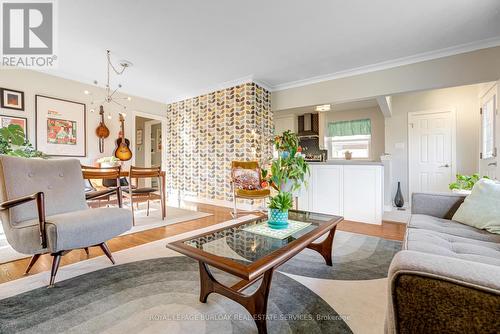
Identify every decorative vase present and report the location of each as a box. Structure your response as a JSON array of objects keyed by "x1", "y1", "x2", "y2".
[
  {"x1": 268, "y1": 208, "x2": 289, "y2": 229},
  {"x1": 344, "y1": 151, "x2": 352, "y2": 160},
  {"x1": 394, "y1": 182, "x2": 404, "y2": 208}
]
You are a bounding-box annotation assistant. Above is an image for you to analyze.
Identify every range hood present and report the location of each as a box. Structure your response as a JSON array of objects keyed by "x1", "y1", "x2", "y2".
[{"x1": 297, "y1": 113, "x2": 319, "y2": 137}]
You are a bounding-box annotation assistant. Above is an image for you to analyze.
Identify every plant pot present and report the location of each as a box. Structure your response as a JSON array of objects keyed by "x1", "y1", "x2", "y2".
[
  {"x1": 267, "y1": 208, "x2": 289, "y2": 229},
  {"x1": 344, "y1": 151, "x2": 352, "y2": 160},
  {"x1": 451, "y1": 189, "x2": 472, "y2": 195}
]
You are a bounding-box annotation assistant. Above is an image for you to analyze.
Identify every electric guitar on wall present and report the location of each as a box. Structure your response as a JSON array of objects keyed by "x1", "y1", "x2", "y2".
[{"x1": 114, "y1": 113, "x2": 133, "y2": 161}]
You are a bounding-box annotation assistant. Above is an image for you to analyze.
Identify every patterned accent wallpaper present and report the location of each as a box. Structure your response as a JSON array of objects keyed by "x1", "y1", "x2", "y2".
[{"x1": 166, "y1": 82, "x2": 273, "y2": 203}]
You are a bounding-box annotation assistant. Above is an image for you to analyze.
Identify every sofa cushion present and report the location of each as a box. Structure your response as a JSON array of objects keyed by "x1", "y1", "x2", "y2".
[
  {"x1": 452, "y1": 179, "x2": 500, "y2": 234},
  {"x1": 43, "y1": 208, "x2": 132, "y2": 253},
  {"x1": 404, "y1": 228, "x2": 500, "y2": 266},
  {"x1": 409, "y1": 214, "x2": 500, "y2": 243}
]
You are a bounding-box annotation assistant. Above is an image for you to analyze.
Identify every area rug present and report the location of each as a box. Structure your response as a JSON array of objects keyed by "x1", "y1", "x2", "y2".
[
  {"x1": 0, "y1": 220, "x2": 401, "y2": 334},
  {"x1": 0, "y1": 205, "x2": 211, "y2": 264},
  {"x1": 0, "y1": 257, "x2": 351, "y2": 333}
]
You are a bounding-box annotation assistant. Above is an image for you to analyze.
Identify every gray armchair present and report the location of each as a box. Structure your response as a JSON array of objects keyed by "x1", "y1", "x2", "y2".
[{"x1": 0, "y1": 155, "x2": 132, "y2": 287}]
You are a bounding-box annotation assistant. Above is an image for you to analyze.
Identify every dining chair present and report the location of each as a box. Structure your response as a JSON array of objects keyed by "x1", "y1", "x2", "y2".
[
  {"x1": 81, "y1": 165, "x2": 123, "y2": 208},
  {"x1": 125, "y1": 166, "x2": 165, "y2": 225},
  {"x1": 231, "y1": 160, "x2": 270, "y2": 217},
  {"x1": 0, "y1": 156, "x2": 132, "y2": 287}
]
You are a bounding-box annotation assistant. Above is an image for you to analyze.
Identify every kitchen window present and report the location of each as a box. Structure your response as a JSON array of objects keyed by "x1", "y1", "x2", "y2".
[{"x1": 327, "y1": 119, "x2": 371, "y2": 159}]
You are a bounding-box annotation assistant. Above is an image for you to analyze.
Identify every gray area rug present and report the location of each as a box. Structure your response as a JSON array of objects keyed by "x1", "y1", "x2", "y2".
[
  {"x1": 278, "y1": 231, "x2": 401, "y2": 280},
  {"x1": 0, "y1": 256, "x2": 352, "y2": 334}
]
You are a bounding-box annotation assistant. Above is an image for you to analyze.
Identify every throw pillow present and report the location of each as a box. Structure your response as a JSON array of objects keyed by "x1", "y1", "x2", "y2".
[
  {"x1": 233, "y1": 167, "x2": 261, "y2": 190},
  {"x1": 452, "y1": 178, "x2": 500, "y2": 234}
]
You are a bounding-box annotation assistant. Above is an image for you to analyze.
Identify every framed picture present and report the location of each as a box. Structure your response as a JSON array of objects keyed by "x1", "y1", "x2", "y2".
[
  {"x1": 0, "y1": 115, "x2": 27, "y2": 138},
  {"x1": 35, "y1": 95, "x2": 86, "y2": 156},
  {"x1": 136, "y1": 129, "x2": 143, "y2": 145},
  {"x1": 1, "y1": 88, "x2": 24, "y2": 111}
]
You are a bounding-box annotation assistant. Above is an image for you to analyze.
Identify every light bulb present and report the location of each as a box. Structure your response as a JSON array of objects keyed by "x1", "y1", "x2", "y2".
[
  {"x1": 127, "y1": 97, "x2": 132, "y2": 101},
  {"x1": 107, "y1": 114, "x2": 112, "y2": 119},
  {"x1": 90, "y1": 108, "x2": 95, "y2": 113},
  {"x1": 84, "y1": 90, "x2": 90, "y2": 95}
]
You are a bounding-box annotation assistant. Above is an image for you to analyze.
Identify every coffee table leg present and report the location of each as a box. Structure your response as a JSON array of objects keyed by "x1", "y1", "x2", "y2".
[
  {"x1": 307, "y1": 226, "x2": 337, "y2": 266},
  {"x1": 198, "y1": 261, "x2": 273, "y2": 334}
]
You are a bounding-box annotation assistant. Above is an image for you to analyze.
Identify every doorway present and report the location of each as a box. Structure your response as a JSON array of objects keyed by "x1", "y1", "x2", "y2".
[
  {"x1": 134, "y1": 115, "x2": 164, "y2": 187},
  {"x1": 408, "y1": 109, "x2": 457, "y2": 195}
]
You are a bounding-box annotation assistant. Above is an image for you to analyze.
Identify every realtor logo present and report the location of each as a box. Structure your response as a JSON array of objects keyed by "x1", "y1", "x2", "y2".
[{"x1": 1, "y1": 0, "x2": 57, "y2": 67}]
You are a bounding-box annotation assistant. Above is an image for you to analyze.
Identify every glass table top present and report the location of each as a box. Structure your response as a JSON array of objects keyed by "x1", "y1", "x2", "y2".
[{"x1": 182, "y1": 210, "x2": 340, "y2": 265}]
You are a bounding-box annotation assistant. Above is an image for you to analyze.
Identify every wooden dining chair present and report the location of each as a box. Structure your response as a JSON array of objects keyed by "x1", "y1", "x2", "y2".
[
  {"x1": 231, "y1": 160, "x2": 270, "y2": 217},
  {"x1": 81, "y1": 165, "x2": 123, "y2": 208},
  {"x1": 125, "y1": 166, "x2": 165, "y2": 225}
]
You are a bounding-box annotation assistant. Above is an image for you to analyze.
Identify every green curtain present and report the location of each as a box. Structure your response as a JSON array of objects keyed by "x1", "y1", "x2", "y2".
[{"x1": 328, "y1": 119, "x2": 371, "y2": 137}]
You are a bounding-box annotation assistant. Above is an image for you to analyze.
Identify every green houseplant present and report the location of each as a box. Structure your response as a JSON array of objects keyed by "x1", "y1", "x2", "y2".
[
  {"x1": 263, "y1": 130, "x2": 310, "y2": 229},
  {"x1": 449, "y1": 173, "x2": 489, "y2": 193},
  {"x1": 0, "y1": 124, "x2": 45, "y2": 158}
]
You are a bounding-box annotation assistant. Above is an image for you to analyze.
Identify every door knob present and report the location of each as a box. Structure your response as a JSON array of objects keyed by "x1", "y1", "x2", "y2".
[{"x1": 439, "y1": 164, "x2": 450, "y2": 168}]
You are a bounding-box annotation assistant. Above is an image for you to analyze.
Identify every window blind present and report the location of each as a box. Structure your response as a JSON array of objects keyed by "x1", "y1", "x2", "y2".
[{"x1": 328, "y1": 119, "x2": 371, "y2": 137}]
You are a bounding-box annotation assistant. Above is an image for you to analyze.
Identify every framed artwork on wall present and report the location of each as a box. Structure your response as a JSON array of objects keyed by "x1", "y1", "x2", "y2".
[
  {"x1": 35, "y1": 95, "x2": 87, "y2": 157},
  {"x1": 136, "y1": 129, "x2": 143, "y2": 145},
  {"x1": 1, "y1": 88, "x2": 24, "y2": 111},
  {"x1": 0, "y1": 115, "x2": 27, "y2": 138}
]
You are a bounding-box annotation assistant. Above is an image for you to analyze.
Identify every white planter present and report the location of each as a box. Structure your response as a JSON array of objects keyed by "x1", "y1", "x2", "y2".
[{"x1": 451, "y1": 189, "x2": 472, "y2": 195}]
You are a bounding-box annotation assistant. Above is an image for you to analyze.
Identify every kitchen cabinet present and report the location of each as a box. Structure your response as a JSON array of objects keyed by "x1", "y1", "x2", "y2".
[{"x1": 296, "y1": 163, "x2": 383, "y2": 224}]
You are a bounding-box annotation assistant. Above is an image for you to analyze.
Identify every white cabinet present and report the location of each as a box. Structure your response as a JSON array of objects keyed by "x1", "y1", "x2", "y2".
[
  {"x1": 311, "y1": 165, "x2": 343, "y2": 216},
  {"x1": 343, "y1": 165, "x2": 383, "y2": 224},
  {"x1": 297, "y1": 164, "x2": 383, "y2": 224}
]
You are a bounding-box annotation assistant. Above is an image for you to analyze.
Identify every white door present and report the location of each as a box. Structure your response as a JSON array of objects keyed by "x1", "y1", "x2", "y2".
[
  {"x1": 409, "y1": 110, "x2": 456, "y2": 194},
  {"x1": 479, "y1": 84, "x2": 498, "y2": 179}
]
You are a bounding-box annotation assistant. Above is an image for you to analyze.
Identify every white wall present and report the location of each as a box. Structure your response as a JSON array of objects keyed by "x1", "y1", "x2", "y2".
[
  {"x1": 0, "y1": 69, "x2": 165, "y2": 166},
  {"x1": 386, "y1": 85, "x2": 481, "y2": 202}
]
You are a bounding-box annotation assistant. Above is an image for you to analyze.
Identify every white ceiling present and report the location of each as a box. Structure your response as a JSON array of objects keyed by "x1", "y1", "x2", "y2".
[
  {"x1": 48, "y1": 0, "x2": 500, "y2": 104},
  {"x1": 276, "y1": 99, "x2": 379, "y2": 116}
]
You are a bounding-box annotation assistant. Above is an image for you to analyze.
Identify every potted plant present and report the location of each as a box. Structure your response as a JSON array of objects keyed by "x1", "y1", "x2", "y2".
[
  {"x1": 0, "y1": 124, "x2": 45, "y2": 158},
  {"x1": 263, "y1": 130, "x2": 310, "y2": 229},
  {"x1": 267, "y1": 192, "x2": 293, "y2": 229},
  {"x1": 449, "y1": 173, "x2": 489, "y2": 194}
]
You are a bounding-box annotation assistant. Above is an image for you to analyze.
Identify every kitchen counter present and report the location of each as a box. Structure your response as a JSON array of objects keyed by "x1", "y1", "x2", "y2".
[
  {"x1": 308, "y1": 160, "x2": 384, "y2": 166},
  {"x1": 297, "y1": 163, "x2": 383, "y2": 224}
]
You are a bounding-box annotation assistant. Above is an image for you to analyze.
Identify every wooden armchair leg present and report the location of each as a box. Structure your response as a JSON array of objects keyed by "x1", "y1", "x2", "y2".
[
  {"x1": 49, "y1": 252, "x2": 62, "y2": 287},
  {"x1": 24, "y1": 253, "x2": 41, "y2": 275},
  {"x1": 99, "y1": 243, "x2": 115, "y2": 265},
  {"x1": 231, "y1": 195, "x2": 238, "y2": 218},
  {"x1": 83, "y1": 247, "x2": 90, "y2": 257}
]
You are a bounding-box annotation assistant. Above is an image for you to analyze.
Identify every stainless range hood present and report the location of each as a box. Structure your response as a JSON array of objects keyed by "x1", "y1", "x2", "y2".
[{"x1": 297, "y1": 113, "x2": 319, "y2": 138}]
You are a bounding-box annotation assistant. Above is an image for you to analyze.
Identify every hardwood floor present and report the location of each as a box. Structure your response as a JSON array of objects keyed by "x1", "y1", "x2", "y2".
[{"x1": 0, "y1": 202, "x2": 405, "y2": 284}]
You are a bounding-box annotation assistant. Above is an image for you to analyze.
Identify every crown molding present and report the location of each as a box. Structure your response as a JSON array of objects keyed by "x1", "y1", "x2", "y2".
[{"x1": 270, "y1": 36, "x2": 500, "y2": 91}]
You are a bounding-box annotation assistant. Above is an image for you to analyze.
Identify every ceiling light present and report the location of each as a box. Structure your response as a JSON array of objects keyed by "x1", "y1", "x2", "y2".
[
  {"x1": 315, "y1": 104, "x2": 331, "y2": 112},
  {"x1": 87, "y1": 50, "x2": 133, "y2": 111}
]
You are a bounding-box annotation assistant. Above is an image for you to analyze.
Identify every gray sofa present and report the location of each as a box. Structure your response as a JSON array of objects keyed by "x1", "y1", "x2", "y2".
[{"x1": 386, "y1": 192, "x2": 500, "y2": 333}]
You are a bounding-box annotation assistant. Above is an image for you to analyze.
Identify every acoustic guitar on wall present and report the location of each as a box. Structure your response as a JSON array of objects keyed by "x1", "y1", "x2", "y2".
[
  {"x1": 95, "y1": 105, "x2": 110, "y2": 153},
  {"x1": 114, "y1": 113, "x2": 133, "y2": 161}
]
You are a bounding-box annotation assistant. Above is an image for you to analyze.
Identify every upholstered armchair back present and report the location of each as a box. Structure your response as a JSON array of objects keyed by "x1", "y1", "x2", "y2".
[{"x1": 0, "y1": 156, "x2": 88, "y2": 226}]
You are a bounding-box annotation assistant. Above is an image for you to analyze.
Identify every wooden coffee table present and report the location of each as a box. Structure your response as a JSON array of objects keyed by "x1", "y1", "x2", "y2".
[{"x1": 167, "y1": 210, "x2": 343, "y2": 334}]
